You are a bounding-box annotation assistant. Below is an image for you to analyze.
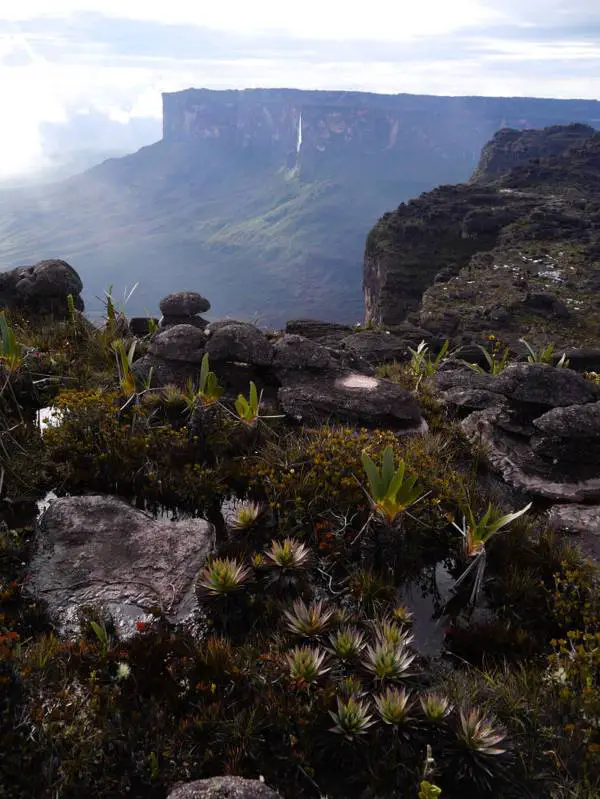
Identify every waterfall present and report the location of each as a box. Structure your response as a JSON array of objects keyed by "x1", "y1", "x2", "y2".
[{"x1": 296, "y1": 112, "x2": 303, "y2": 154}]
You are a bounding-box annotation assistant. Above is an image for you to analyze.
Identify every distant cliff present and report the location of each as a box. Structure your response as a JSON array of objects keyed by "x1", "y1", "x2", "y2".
[
  {"x1": 2, "y1": 90, "x2": 600, "y2": 326},
  {"x1": 364, "y1": 124, "x2": 600, "y2": 347}
]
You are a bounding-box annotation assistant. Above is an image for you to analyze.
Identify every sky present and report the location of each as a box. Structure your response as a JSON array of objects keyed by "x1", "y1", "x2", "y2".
[{"x1": 0, "y1": 0, "x2": 599, "y2": 177}]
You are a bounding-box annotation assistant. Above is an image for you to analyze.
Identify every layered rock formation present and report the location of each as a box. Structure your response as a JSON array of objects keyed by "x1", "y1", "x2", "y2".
[{"x1": 364, "y1": 124, "x2": 600, "y2": 347}]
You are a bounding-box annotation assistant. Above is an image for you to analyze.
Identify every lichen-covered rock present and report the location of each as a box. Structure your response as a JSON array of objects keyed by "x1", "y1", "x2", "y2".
[
  {"x1": 148, "y1": 324, "x2": 206, "y2": 363},
  {"x1": 159, "y1": 291, "x2": 211, "y2": 316},
  {"x1": 492, "y1": 363, "x2": 600, "y2": 407},
  {"x1": 278, "y1": 372, "x2": 424, "y2": 431},
  {"x1": 285, "y1": 319, "x2": 353, "y2": 346},
  {"x1": 29, "y1": 495, "x2": 214, "y2": 636},
  {"x1": 0, "y1": 259, "x2": 84, "y2": 317},
  {"x1": 167, "y1": 776, "x2": 280, "y2": 799},
  {"x1": 272, "y1": 334, "x2": 332, "y2": 371},
  {"x1": 531, "y1": 401, "x2": 600, "y2": 479},
  {"x1": 160, "y1": 314, "x2": 208, "y2": 330},
  {"x1": 206, "y1": 323, "x2": 273, "y2": 366},
  {"x1": 131, "y1": 353, "x2": 198, "y2": 387}
]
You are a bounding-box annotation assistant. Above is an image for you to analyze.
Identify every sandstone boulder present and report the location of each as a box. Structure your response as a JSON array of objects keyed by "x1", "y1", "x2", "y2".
[
  {"x1": 159, "y1": 291, "x2": 211, "y2": 316},
  {"x1": 29, "y1": 495, "x2": 214, "y2": 636},
  {"x1": 547, "y1": 504, "x2": 600, "y2": 561},
  {"x1": 338, "y1": 331, "x2": 408, "y2": 364},
  {"x1": 285, "y1": 319, "x2": 353, "y2": 345},
  {"x1": 129, "y1": 317, "x2": 158, "y2": 336},
  {"x1": 0, "y1": 259, "x2": 84, "y2": 317},
  {"x1": 149, "y1": 324, "x2": 206, "y2": 363},
  {"x1": 132, "y1": 354, "x2": 199, "y2": 388},
  {"x1": 206, "y1": 323, "x2": 273, "y2": 366},
  {"x1": 272, "y1": 334, "x2": 332, "y2": 371}
]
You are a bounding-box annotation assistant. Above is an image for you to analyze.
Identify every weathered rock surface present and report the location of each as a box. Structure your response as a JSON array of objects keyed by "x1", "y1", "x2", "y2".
[
  {"x1": 160, "y1": 291, "x2": 211, "y2": 316},
  {"x1": 206, "y1": 323, "x2": 273, "y2": 366},
  {"x1": 0, "y1": 259, "x2": 84, "y2": 317},
  {"x1": 278, "y1": 372, "x2": 424, "y2": 431},
  {"x1": 167, "y1": 777, "x2": 280, "y2": 799},
  {"x1": 285, "y1": 319, "x2": 353, "y2": 347},
  {"x1": 159, "y1": 314, "x2": 209, "y2": 330},
  {"x1": 132, "y1": 353, "x2": 198, "y2": 387},
  {"x1": 547, "y1": 504, "x2": 600, "y2": 561},
  {"x1": 149, "y1": 324, "x2": 206, "y2": 363},
  {"x1": 338, "y1": 331, "x2": 408, "y2": 364},
  {"x1": 531, "y1": 401, "x2": 600, "y2": 478},
  {"x1": 29, "y1": 495, "x2": 214, "y2": 636},
  {"x1": 272, "y1": 334, "x2": 332, "y2": 371}
]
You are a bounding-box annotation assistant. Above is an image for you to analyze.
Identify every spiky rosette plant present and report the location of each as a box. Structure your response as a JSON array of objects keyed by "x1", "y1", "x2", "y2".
[
  {"x1": 328, "y1": 627, "x2": 366, "y2": 661},
  {"x1": 362, "y1": 642, "x2": 416, "y2": 682},
  {"x1": 374, "y1": 618, "x2": 415, "y2": 649},
  {"x1": 420, "y1": 692, "x2": 453, "y2": 723},
  {"x1": 286, "y1": 645, "x2": 330, "y2": 687},
  {"x1": 264, "y1": 538, "x2": 312, "y2": 591},
  {"x1": 284, "y1": 598, "x2": 335, "y2": 638},
  {"x1": 361, "y1": 445, "x2": 426, "y2": 525},
  {"x1": 329, "y1": 696, "x2": 375, "y2": 741},
  {"x1": 228, "y1": 500, "x2": 267, "y2": 532},
  {"x1": 448, "y1": 707, "x2": 511, "y2": 792},
  {"x1": 196, "y1": 557, "x2": 252, "y2": 601},
  {"x1": 374, "y1": 686, "x2": 414, "y2": 726}
]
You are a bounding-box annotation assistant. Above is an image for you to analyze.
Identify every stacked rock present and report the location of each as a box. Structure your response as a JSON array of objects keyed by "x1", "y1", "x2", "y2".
[{"x1": 159, "y1": 291, "x2": 211, "y2": 329}]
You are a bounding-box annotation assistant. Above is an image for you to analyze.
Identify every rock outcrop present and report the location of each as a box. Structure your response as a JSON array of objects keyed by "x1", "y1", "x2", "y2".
[
  {"x1": 29, "y1": 495, "x2": 214, "y2": 636},
  {"x1": 159, "y1": 291, "x2": 211, "y2": 330},
  {"x1": 0, "y1": 259, "x2": 84, "y2": 317},
  {"x1": 364, "y1": 125, "x2": 600, "y2": 349},
  {"x1": 167, "y1": 777, "x2": 280, "y2": 799}
]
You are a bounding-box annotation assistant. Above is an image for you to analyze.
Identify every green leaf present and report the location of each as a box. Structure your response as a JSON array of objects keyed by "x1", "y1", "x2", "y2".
[
  {"x1": 361, "y1": 450, "x2": 383, "y2": 500},
  {"x1": 487, "y1": 502, "x2": 532, "y2": 534},
  {"x1": 249, "y1": 381, "x2": 258, "y2": 411},
  {"x1": 381, "y1": 445, "x2": 395, "y2": 492},
  {"x1": 199, "y1": 353, "x2": 209, "y2": 392}
]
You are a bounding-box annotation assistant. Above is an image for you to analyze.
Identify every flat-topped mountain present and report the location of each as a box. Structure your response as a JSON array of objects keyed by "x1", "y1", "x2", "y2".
[
  {"x1": 364, "y1": 123, "x2": 600, "y2": 347},
  {"x1": 1, "y1": 90, "x2": 600, "y2": 324}
]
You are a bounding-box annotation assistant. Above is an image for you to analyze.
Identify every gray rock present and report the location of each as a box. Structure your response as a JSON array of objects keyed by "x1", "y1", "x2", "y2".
[
  {"x1": 160, "y1": 315, "x2": 208, "y2": 330},
  {"x1": 440, "y1": 386, "x2": 506, "y2": 413},
  {"x1": 531, "y1": 401, "x2": 600, "y2": 479},
  {"x1": 149, "y1": 324, "x2": 206, "y2": 363},
  {"x1": 278, "y1": 372, "x2": 424, "y2": 431},
  {"x1": 29, "y1": 495, "x2": 214, "y2": 636},
  {"x1": 285, "y1": 319, "x2": 353, "y2": 344},
  {"x1": 205, "y1": 319, "x2": 258, "y2": 335},
  {"x1": 0, "y1": 259, "x2": 84, "y2": 316},
  {"x1": 338, "y1": 331, "x2": 408, "y2": 364},
  {"x1": 491, "y1": 363, "x2": 600, "y2": 407},
  {"x1": 547, "y1": 504, "x2": 600, "y2": 562},
  {"x1": 462, "y1": 408, "x2": 600, "y2": 502},
  {"x1": 206, "y1": 323, "x2": 273, "y2": 366},
  {"x1": 167, "y1": 776, "x2": 280, "y2": 799},
  {"x1": 129, "y1": 317, "x2": 158, "y2": 336},
  {"x1": 159, "y1": 291, "x2": 211, "y2": 316},
  {"x1": 561, "y1": 348, "x2": 600, "y2": 373},
  {"x1": 272, "y1": 334, "x2": 332, "y2": 371},
  {"x1": 131, "y1": 354, "x2": 198, "y2": 388}
]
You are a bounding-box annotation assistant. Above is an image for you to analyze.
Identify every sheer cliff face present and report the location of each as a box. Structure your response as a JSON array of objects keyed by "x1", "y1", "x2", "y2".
[{"x1": 363, "y1": 124, "x2": 600, "y2": 332}]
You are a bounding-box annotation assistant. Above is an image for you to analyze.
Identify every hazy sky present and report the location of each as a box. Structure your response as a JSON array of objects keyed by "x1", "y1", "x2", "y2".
[{"x1": 0, "y1": 0, "x2": 599, "y2": 176}]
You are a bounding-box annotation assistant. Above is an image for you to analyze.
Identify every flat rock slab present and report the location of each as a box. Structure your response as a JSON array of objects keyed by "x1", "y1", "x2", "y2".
[
  {"x1": 168, "y1": 777, "x2": 280, "y2": 799},
  {"x1": 278, "y1": 372, "x2": 424, "y2": 431},
  {"x1": 29, "y1": 495, "x2": 214, "y2": 636},
  {"x1": 547, "y1": 504, "x2": 600, "y2": 562}
]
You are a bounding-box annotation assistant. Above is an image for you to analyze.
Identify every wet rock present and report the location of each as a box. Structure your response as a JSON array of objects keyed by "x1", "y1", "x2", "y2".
[
  {"x1": 167, "y1": 777, "x2": 280, "y2": 799},
  {"x1": 148, "y1": 324, "x2": 206, "y2": 363},
  {"x1": 338, "y1": 331, "x2": 408, "y2": 364},
  {"x1": 29, "y1": 495, "x2": 214, "y2": 636},
  {"x1": 129, "y1": 317, "x2": 158, "y2": 336},
  {"x1": 272, "y1": 334, "x2": 332, "y2": 371},
  {"x1": 206, "y1": 323, "x2": 273, "y2": 366},
  {"x1": 0, "y1": 259, "x2": 84, "y2": 317},
  {"x1": 547, "y1": 504, "x2": 600, "y2": 561},
  {"x1": 278, "y1": 372, "x2": 424, "y2": 432},
  {"x1": 159, "y1": 291, "x2": 211, "y2": 316}
]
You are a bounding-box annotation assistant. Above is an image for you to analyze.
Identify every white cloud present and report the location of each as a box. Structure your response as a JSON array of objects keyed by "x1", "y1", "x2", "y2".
[{"x1": 5, "y1": 0, "x2": 499, "y2": 39}]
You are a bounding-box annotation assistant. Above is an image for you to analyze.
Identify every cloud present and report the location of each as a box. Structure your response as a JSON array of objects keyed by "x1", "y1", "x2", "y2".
[{"x1": 0, "y1": 1, "x2": 599, "y2": 178}]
